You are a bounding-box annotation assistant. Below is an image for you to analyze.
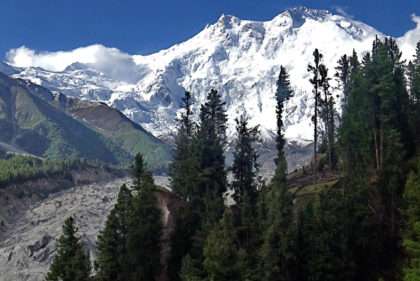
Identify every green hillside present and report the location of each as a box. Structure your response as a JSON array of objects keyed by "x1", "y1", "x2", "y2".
[{"x1": 0, "y1": 73, "x2": 171, "y2": 170}]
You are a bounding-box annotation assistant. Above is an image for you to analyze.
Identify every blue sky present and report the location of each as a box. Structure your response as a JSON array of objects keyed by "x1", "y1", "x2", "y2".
[{"x1": 1, "y1": 0, "x2": 419, "y2": 57}]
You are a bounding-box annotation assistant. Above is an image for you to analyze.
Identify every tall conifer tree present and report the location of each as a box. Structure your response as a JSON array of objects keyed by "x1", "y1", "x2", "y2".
[
  {"x1": 95, "y1": 184, "x2": 132, "y2": 281},
  {"x1": 231, "y1": 113, "x2": 260, "y2": 205},
  {"x1": 45, "y1": 217, "x2": 91, "y2": 281},
  {"x1": 203, "y1": 211, "x2": 240, "y2": 281},
  {"x1": 127, "y1": 153, "x2": 162, "y2": 281},
  {"x1": 197, "y1": 89, "x2": 228, "y2": 224},
  {"x1": 403, "y1": 160, "x2": 420, "y2": 281},
  {"x1": 308, "y1": 49, "x2": 324, "y2": 180},
  {"x1": 170, "y1": 91, "x2": 200, "y2": 201}
]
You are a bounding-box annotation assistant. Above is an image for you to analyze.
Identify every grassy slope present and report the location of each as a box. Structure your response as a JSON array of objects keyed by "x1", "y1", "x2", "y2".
[{"x1": 0, "y1": 74, "x2": 171, "y2": 169}]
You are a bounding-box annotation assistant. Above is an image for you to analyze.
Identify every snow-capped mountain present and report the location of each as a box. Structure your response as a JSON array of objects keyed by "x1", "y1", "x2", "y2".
[{"x1": 5, "y1": 7, "x2": 419, "y2": 145}]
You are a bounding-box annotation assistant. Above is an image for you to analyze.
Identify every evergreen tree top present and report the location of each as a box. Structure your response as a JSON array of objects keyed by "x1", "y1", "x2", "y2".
[
  {"x1": 276, "y1": 66, "x2": 293, "y2": 103},
  {"x1": 132, "y1": 153, "x2": 154, "y2": 192}
]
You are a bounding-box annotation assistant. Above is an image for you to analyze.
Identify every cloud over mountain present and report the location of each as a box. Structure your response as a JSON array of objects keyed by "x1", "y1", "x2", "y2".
[{"x1": 6, "y1": 44, "x2": 143, "y2": 83}]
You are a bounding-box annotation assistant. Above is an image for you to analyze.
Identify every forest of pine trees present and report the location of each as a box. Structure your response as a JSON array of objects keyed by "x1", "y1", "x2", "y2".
[{"x1": 46, "y1": 38, "x2": 420, "y2": 281}]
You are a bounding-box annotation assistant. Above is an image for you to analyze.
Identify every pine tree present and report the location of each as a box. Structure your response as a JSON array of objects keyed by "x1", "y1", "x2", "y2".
[
  {"x1": 274, "y1": 66, "x2": 293, "y2": 175},
  {"x1": 319, "y1": 64, "x2": 336, "y2": 170},
  {"x1": 170, "y1": 91, "x2": 200, "y2": 201},
  {"x1": 197, "y1": 89, "x2": 228, "y2": 225},
  {"x1": 338, "y1": 38, "x2": 412, "y2": 281},
  {"x1": 258, "y1": 65, "x2": 297, "y2": 281},
  {"x1": 231, "y1": 113, "x2": 260, "y2": 205},
  {"x1": 203, "y1": 211, "x2": 240, "y2": 281},
  {"x1": 339, "y1": 52, "x2": 371, "y2": 177},
  {"x1": 171, "y1": 90, "x2": 228, "y2": 281},
  {"x1": 259, "y1": 199, "x2": 296, "y2": 281},
  {"x1": 409, "y1": 41, "x2": 420, "y2": 151},
  {"x1": 132, "y1": 153, "x2": 153, "y2": 192},
  {"x1": 45, "y1": 217, "x2": 91, "y2": 281},
  {"x1": 168, "y1": 204, "x2": 199, "y2": 281},
  {"x1": 127, "y1": 154, "x2": 162, "y2": 281},
  {"x1": 403, "y1": 160, "x2": 420, "y2": 281},
  {"x1": 335, "y1": 54, "x2": 351, "y2": 113},
  {"x1": 308, "y1": 49, "x2": 324, "y2": 181},
  {"x1": 294, "y1": 204, "x2": 317, "y2": 281},
  {"x1": 230, "y1": 113, "x2": 261, "y2": 278},
  {"x1": 95, "y1": 184, "x2": 132, "y2": 281},
  {"x1": 179, "y1": 254, "x2": 203, "y2": 281}
]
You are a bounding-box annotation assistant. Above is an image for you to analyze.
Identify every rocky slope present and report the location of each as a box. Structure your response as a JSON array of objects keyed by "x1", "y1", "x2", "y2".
[{"x1": 0, "y1": 176, "x2": 174, "y2": 281}]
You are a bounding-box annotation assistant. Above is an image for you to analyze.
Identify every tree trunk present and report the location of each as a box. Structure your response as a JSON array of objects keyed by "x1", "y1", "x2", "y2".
[{"x1": 373, "y1": 129, "x2": 380, "y2": 170}]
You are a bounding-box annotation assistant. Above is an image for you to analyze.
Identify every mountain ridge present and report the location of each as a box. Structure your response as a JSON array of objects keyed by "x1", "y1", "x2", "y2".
[
  {"x1": 0, "y1": 73, "x2": 171, "y2": 169},
  {"x1": 3, "y1": 7, "x2": 420, "y2": 160}
]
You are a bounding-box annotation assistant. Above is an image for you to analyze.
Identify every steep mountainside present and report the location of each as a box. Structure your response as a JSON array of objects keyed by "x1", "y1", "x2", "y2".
[{"x1": 0, "y1": 73, "x2": 171, "y2": 169}]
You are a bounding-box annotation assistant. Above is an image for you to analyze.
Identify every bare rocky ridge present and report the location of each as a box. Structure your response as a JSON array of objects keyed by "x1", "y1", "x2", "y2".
[{"x1": 0, "y1": 176, "x2": 177, "y2": 281}]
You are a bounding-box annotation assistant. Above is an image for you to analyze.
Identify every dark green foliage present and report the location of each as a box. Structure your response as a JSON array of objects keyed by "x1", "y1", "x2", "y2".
[
  {"x1": 95, "y1": 153, "x2": 162, "y2": 281},
  {"x1": 336, "y1": 37, "x2": 413, "y2": 281},
  {"x1": 167, "y1": 205, "x2": 199, "y2": 281},
  {"x1": 308, "y1": 49, "x2": 324, "y2": 179},
  {"x1": 168, "y1": 92, "x2": 203, "y2": 281},
  {"x1": 230, "y1": 114, "x2": 262, "y2": 281},
  {"x1": 335, "y1": 54, "x2": 351, "y2": 112},
  {"x1": 203, "y1": 211, "x2": 240, "y2": 281},
  {"x1": 403, "y1": 160, "x2": 420, "y2": 281},
  {"x1": 169, "y1": 90, "x2": 229, "y2": 281},
  {"x1": 170, "y1": 91, "x2": 201, "y2": 201},
  {"x1": 126, "y1": 154, "x2": 162, "y2": 281},
  {"x1": 95, "y1": 184, "x2": 132, "y2": 281},
  {"x1": 196, "y1": 89, "x2": 228, "y2": 224},
  {"x1": 179, "y1": 254, "x2": 203, "y2": 281},
  {"x1": 132, "y1": 153, "x2": 154, "y2": 192},
  {"x1": 259, "y1": 188, "x2": 296, "y2": 281},
  {"x1": 319, "y1": 64, "x2": 337, "y2": 169},
  {"x1": 274, "y1": 66, "x2": 293, "y2": 168},
  {"x1": 231, "y1": 114, "x2": 260, "y2": 205},
  {"x1": 45, "y1": 217, "x2": 91, "y2": 281},
  {"x1": 408, "y1": 41, "x2": 420, "y2": 152},
  {"x1": 257, "y1": 64, "x2": 297, "y2": 281},
  {"x1": 338, "y1": 52, "x2": 371, "y2": 177}
]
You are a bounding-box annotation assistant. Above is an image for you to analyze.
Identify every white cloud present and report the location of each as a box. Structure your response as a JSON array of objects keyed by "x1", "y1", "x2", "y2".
[
  {"x1": 398, "y1": 14, "x2": 420, "y2": 60},
  {"x1": 6, "y1": 44, "x2": 145, "y2": 83}
]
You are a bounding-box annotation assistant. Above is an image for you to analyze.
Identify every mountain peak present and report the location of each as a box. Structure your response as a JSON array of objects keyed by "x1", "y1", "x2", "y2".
[
  {"x1": 286, "y1": 6, "x2": 330, "y2": 19},
  {"x1": 278, "y1": 6, "x2": 331, "y2": 28},
  {"x1": 216, "y1": 14, "x2": 240, "y2": 29}
]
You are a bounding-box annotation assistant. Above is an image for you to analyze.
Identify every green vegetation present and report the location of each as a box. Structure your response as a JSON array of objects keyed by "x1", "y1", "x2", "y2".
[
  {"x1": 0, "y1": 154, "x2": 93, "y2": 188},
  {"x1": 93, "y1": 153, "x2": 162, "y2": 281},
  {"x1": 0, "y1": 73, "x2": 170, "y2": 170},
  {"x1": 45, "y1": 217, "x2": 91, "y2": 281}
]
